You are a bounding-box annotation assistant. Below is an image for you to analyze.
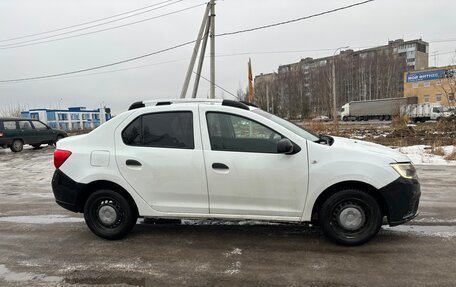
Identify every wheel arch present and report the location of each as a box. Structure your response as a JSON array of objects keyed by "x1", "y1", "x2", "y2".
[
  {"x1": 79, "y1": 180, "x2": 139, "y2": 216},
  {"x1": 310, "y1": 180, "x2": 388, "y2": 224}
]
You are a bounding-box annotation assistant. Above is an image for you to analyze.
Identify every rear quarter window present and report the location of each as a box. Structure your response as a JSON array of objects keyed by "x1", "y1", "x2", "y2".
[{"x1": 1, "y1": 121, "x2": 18, "y2": 130}]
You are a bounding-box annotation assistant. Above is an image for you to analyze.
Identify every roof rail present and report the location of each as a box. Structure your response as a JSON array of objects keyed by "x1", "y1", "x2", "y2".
[
  {"x1": 128, "y1": 98, "x2": 254, "y2": 111},
  {"x1": 239, "y1": 101, "x2": 258, "y2": 108},
  {"x1": 143, "y1": 99, "x2": 222, "y2": 106},
  {"x1": 221, "y1": 100, "x2": 250, "y2": 110},
  {"x1": 128, "y1": 101, "x2": 145, "y2": 110}
]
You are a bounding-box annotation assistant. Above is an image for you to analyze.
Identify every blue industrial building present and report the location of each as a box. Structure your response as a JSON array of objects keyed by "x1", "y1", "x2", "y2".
[{"x1": 20, "y1": 107, "x2": 112, "y2": 131}]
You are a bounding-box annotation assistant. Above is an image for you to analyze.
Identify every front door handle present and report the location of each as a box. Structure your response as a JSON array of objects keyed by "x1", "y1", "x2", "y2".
[
  {"x1": 126, "y1": 159, "x2": 142, "y2": 167},
  {"x1": 212, "y1": 163, "x2": 229, "y2": 170}
]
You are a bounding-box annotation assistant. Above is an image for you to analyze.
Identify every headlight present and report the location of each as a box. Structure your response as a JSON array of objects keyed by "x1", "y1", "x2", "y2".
[{"x1": 391, "y1": 163, "x2": 417, "y2": 179}]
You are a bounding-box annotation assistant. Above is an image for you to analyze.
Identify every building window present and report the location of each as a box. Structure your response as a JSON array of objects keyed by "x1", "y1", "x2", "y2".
[
  {"x1": 424, "y1": 82, "x2": 430, "y2": 88},
  {"x1": 449, "y1": 93, "x2": 455, "y2": 101},
  {"x1": 436, "y1": 94, "x2": 442, "y2": 102},
  {"x1": 58, "y1": 113, "x2": 68, "y2": 121},
  {"x1": 424, "y1": 95, "x2": 430, "y2": 103},
  {"x1": 412, "y1": 83, "x2": 419, "y2": 88}
]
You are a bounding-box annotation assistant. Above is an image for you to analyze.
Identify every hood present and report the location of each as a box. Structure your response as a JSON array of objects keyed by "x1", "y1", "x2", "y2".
[{"x1": 332, "y1": 136, "x2": 411, "y2": 163}]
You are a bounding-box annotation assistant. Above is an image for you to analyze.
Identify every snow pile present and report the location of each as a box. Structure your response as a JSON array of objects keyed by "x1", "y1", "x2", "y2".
[{"x1": 395, "y1": 145, "x2": 456, "y2": 165}]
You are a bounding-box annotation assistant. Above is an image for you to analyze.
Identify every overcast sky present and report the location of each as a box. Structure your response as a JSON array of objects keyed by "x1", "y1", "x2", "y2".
[{"x1": 1, "y1": 0, "x2": 455, "y2": 115}]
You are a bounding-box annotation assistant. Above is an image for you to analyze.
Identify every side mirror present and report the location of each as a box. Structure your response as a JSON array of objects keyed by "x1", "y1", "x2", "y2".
[{"x1": 277, "y1": 138, "x2": 294, "y2": 154}]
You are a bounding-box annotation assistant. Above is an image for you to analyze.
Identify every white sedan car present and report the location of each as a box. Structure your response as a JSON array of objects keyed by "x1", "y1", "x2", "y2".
[{"x1": 52, "y1": 99, "x2": 420, "y2": 245}]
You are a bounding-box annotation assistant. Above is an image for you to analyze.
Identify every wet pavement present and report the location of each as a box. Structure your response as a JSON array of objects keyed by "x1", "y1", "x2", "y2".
[{"x1": 0, "y1": 146, "x2": 455, "y2": 286}]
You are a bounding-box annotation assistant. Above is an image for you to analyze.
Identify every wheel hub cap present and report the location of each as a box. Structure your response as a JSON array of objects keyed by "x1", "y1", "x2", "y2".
[
  {"x1": 98, "y1": 205, "x2": 118, "y2": 226},
  {"x1": 337, "y1": 206, "x2": 365, "y2": 231}
]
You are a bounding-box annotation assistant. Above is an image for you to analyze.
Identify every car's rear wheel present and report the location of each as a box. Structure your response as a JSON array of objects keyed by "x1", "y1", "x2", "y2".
[
  {"x1": 84, "y1": 189, "x2": 137, "y2": 240},
  {"x1": 52, "y1": 135, "x2": 64, "y2": 147},
  {"x1": 319, "y1": 189, "x2": 382, "y2": 246},
  {"x1": 10, "y1": 139, "x2": 23, "y2": 152}
]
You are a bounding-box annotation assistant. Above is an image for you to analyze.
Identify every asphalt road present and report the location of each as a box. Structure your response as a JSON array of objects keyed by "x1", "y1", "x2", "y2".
[{"x1": 0, "y1": 146, "x2": 455, "y2": 287}]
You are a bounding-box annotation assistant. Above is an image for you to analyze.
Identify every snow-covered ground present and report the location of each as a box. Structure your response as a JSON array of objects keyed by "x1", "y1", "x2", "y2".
[{"x1": 395, "y1": 145, "x2": 456, "y2": 165}]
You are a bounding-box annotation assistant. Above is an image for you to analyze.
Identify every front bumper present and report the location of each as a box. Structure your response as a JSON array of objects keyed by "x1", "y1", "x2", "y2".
[
  {"x1": 52, "y1": 169, "x2": 87, "y2": 213},
  {"x1": 379, "y1": 176, "x2": 421, "y2": 226}
]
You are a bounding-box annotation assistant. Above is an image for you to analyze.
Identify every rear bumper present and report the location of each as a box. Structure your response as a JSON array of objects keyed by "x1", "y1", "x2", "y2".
[
  {"x1": 379, "y1": 176, "x2": 421, "y2": 226},
  {"x1": 0, "y1": 139, "x2": 12, "y2": 146},
  {"x1": 52, "y1": 169, "x2": 87, "y2": 213}
]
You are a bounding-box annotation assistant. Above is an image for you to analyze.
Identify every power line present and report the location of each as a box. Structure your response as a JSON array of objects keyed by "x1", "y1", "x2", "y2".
[
  {"x1": 216, "y1": 0, "x2": 375, "y2": 37},
  {"x1": 0, "y1": 0, "x2": 378, "y2": 82},
  {"x1": 0, "y1": 0, "x2": 174, "y2": 43},
  {"x1": 0, "y1": 40, "x2": 197, "y2": 82},
  {"x1": 193, "y1": 71, "x2": 239, "y2": 99},
  {"x1": 0, "y1": 1, "x2": 205, "y2": 50}
]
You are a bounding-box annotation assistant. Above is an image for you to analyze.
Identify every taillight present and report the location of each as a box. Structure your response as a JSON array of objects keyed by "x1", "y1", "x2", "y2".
[
  {"x1": 0, "y1": 132, "x2": 3, "y2": 137},
  {"x1": 54, "y1": 149, "x2": 72, "y2": 169}
]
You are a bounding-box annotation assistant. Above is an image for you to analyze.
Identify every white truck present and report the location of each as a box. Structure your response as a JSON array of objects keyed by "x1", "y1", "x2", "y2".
[{"x1": 340, "y1": 97, "x2": 450, "y2": 122}]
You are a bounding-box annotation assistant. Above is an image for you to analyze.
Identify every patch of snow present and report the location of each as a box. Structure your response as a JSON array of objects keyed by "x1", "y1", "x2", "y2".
[
  {"x1": 395, "y1": 145, "x2": 456, "y2": 165},
  {"x1": 0, "y1": 215, "x2": 84, "y2": 224},
  {"x1": 224, "y1": 248, "x2": 242, "y2": 257},
  {"x1": 0, "y1": 264, "x2": 62, "y2": 283},
  {"x1": 413, "y1": 217, "x2": 456, "y2": 224},
  {"x1": 223, "y1": 261, "x2": 241, "y2": 275},
  {"x1": 383, "y1": 225, "x2": 456, "y2": 238}
]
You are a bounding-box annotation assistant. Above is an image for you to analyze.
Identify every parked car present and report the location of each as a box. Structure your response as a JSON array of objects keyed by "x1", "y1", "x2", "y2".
[
  {"x1": 52, "y1": 99, "x2": 420, "y2": 245},
  {"x1": 0, "y1": 118, "x2": 67, "y2": 152},
  {"x1": 311, "y1": 115, "x2": 330, "y2": 122}
]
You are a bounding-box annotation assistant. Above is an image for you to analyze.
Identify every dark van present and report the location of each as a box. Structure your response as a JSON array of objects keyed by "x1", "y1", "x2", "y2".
[{"x1": 0, "y1": 118, "x2": 67, "y2": 152}]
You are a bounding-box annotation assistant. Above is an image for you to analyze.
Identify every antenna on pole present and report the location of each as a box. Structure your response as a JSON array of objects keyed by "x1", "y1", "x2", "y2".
[{"x1": 180, "y1": 0, "x2": 215, "y2": 99}]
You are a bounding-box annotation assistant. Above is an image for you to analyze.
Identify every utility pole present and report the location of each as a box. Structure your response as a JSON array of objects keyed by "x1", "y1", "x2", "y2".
[
  {"x1": 266, "y1": 85, "x2": 270, "y2": 112},
  {"x1": 180, "y1": 3, "x2": 211, "y2": 99},
  {"x1": 209, "y1": 0, "x2": 215, "y2": 99},
  {"x1": 191, "y1": 13, "x2": 211, "y2": 98}
]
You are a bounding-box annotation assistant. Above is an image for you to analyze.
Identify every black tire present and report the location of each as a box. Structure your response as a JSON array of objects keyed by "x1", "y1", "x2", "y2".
[
  {"x1": 342, "y1": 116, "x2": 348, "y2": 122},
  {"x1": 32, "y1": 144, "x2": 41, "y2": 149},
  {"x1": 84, "y1": 189, "x2": 137, "y2": 240},
  {"x1": 52, "y1": 135, "x2": 64, "y2": 146},
  {"x1": 10, "y1": 139, "x2": 23, "y2": 152},
  {"x1": 318, "y1": 189, "x2": 382, "y2": 246}
]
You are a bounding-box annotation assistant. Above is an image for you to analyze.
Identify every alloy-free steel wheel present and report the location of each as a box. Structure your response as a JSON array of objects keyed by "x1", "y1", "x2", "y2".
[
  {"x1": 84, "y1": 189, "x2": 137, "y2": 240},
  {"x1": 319, "y1": 189, "x2": 382, "y2": 246}
]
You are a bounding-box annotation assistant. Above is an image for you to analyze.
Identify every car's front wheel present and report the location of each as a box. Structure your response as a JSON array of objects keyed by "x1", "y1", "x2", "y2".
[
  {"x1": 84, "y1": 189, "x2": 137, "y2": 240},
  {"x1": 10, "y1": 139, "x2": 23, "y2": 152},
  {"x1": 319, "y1": 189, "x2": 382, "y2": 246}
]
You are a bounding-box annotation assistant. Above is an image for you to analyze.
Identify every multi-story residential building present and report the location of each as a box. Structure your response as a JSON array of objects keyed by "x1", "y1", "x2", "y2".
[
  {"x1": 255, "y1": 39, "x2": 429, "y2": 118},
  {"x1": 20, "y1": 107, "x2": 112, "y2": 131},
  {"x1": 404, "y1": 66, "x2": 456, "y2": 106}
]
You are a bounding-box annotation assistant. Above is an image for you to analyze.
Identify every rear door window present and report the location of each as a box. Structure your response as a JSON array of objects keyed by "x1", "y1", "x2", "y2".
[
  {"x1": 18, "y1": 121, "x2": 33, "y2": 130},
  {"x1": 122, "y1": 112, "x2": 194, "y2": 149}
]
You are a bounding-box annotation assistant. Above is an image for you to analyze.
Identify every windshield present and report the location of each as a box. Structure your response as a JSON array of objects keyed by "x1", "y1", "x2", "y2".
[{"x1": 253, "y1": 109, "x2": 319, "y2": 141}]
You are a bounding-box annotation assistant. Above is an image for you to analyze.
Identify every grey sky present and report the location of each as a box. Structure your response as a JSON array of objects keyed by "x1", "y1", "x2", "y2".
[{"x1": 1, "y1": 0, "x2": 455, "y2": 115}]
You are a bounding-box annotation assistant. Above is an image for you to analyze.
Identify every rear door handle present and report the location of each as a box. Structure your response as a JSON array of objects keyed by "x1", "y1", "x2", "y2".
[
  {"x1": 126, "y1": 159, "x2": 142, "y2": 167},
  {"x1": 212, "y1": 163, "x2": 229, "y2": 170}
]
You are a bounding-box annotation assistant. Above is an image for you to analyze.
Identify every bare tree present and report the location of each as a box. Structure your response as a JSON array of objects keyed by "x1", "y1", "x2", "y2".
[{"x1": 0, "y1": 104, "x2": 26, "y2": 118}]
